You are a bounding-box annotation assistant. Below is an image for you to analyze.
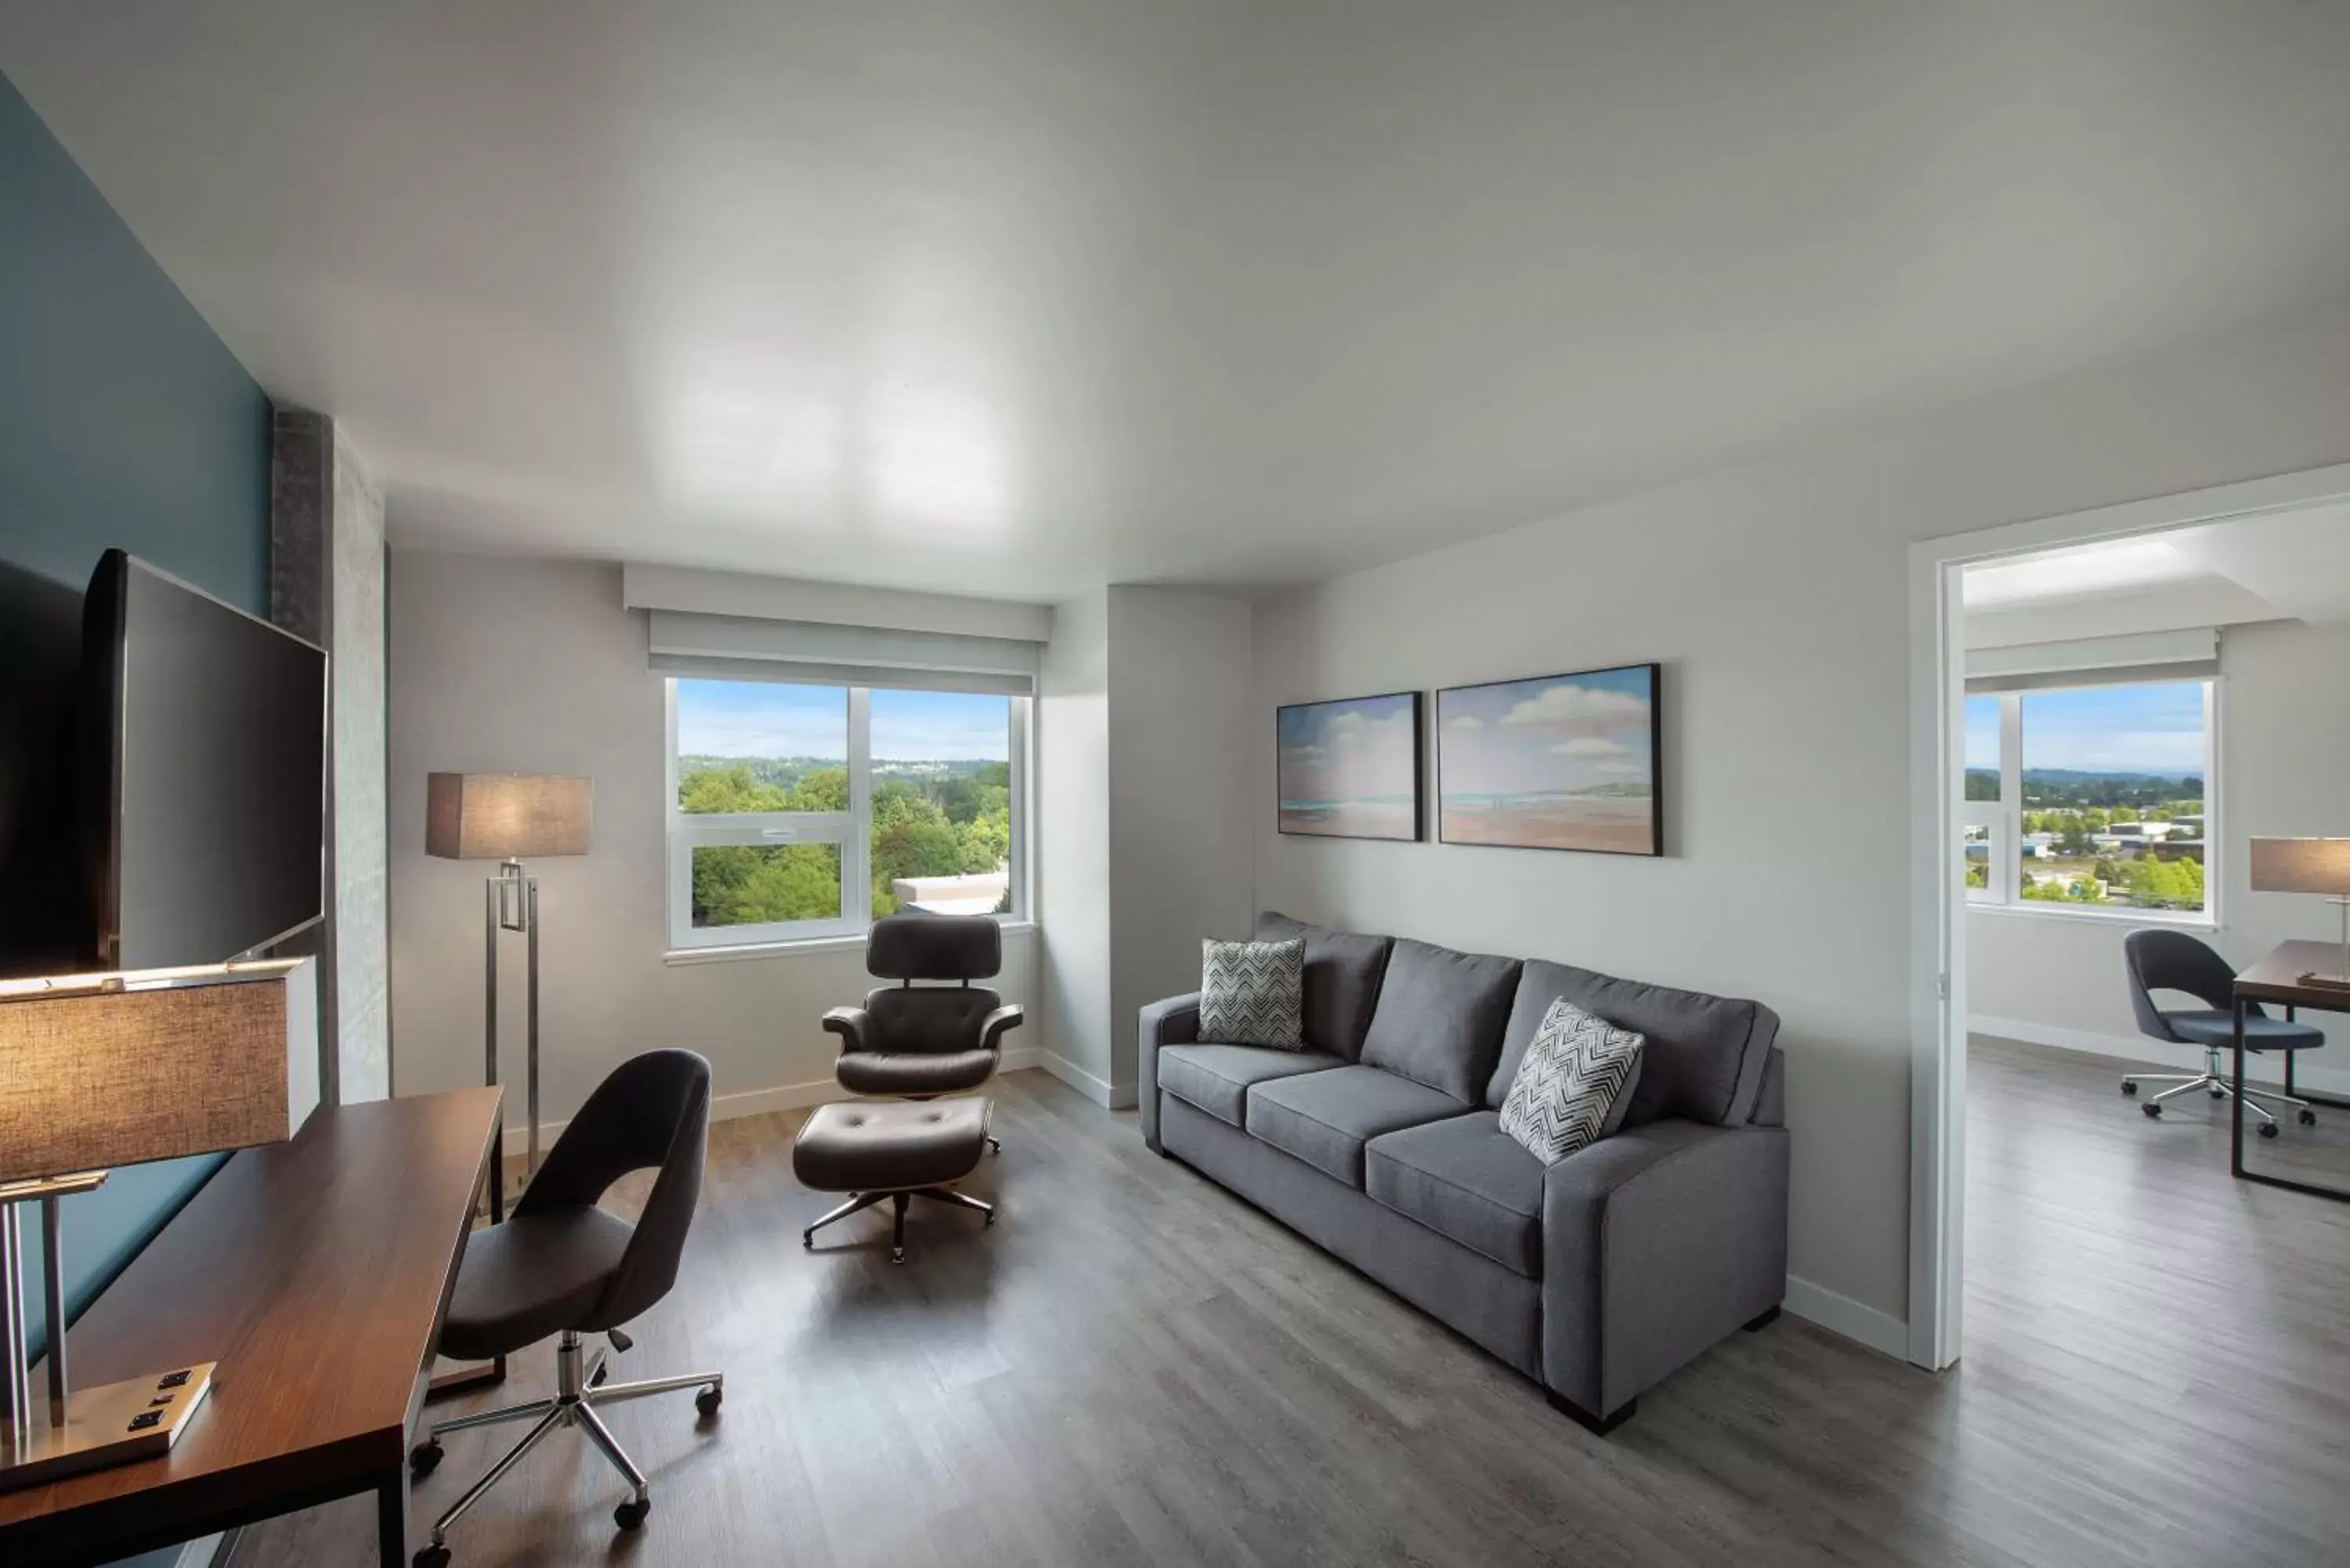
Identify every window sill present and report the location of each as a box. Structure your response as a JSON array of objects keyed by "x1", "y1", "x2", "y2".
[
  {"x1": 665, "y1": 919, "x2": 1036, "y2": 966},
  {"x1": 1965, "y1": 901, "x2": 2215, "y2": 932}
]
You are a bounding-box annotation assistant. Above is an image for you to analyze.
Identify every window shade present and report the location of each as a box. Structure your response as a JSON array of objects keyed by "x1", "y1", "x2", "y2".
[
  {"x1": 1965, "y1": 628, "x2": 2218, "y2": 695},
  {"x1": 648, "y1": 610, "x2": 1039, "y2": 695}
]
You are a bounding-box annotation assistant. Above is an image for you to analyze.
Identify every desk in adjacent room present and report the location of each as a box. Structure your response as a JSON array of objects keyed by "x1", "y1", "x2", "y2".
[
  {"x1": 2234, "y1": 939, "x2": 2350, "y2": 1204},
  {"x1": 0, "y1": 1086, "x2": 502, "y2": 1566}
]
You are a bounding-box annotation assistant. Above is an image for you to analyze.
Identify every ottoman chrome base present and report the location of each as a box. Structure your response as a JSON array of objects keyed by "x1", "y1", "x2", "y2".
[{"x1": 794, "y1": 1098, "x2": 996, "y2": 1263}]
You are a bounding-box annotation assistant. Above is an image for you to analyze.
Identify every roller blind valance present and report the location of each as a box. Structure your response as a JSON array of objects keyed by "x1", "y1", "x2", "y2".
[
  {"x1": 648, "y1": 609, "x2": 1039, "y2": 695},
  {"x1": 1964, "y1": 627, "x2": 2218, "y2": 695}
]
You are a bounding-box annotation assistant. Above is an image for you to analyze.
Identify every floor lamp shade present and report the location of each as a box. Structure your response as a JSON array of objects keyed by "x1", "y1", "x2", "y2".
[
  {"x1": 2248, "y1": 836, "x2": 2350, "y2": 894},
  {"x1": 0, "y1": 959, "x2": 319, "y2": 1184},
  {"x1": 425, "y1": 773, "x2": 593, "y2": 860}
]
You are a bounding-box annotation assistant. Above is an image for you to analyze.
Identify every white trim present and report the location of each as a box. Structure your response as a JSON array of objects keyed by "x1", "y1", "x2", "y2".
[
  {"x1": 1967, "y1": 901, "x2": 2214, "y2": 931},
  {"x1": 519, "y1": 1050, "x2": 1050, "y2": 1143},
  {"x1": 1970, "y1": 1015, "x2": 2350, "y2": 1097},
  {"x1": 1907, "y1": 461, "x2": 2350, "y2": 1379},
  {"x1": 1034, "y1": 1050, "x2": 1137, "y2": 1110},
  {"x1": 1783, "y1": 1276, "x2": 1909, "y2": 1360}
]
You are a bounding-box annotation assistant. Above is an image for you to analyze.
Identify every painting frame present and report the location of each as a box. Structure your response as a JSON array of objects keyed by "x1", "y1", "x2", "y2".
[
  {"x1": 1275, "y1": 690, "x2": 1426, "y2": 843},
  {"x1": 1435, "y1": 662, "x2": 1663, "y2": 857}
]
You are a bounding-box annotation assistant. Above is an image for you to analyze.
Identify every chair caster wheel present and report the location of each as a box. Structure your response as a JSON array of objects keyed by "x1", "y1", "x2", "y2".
[
  {"x1": 2258, "y1": 1121, "x2": 2280, "y2": 1140},
  {"x1": 2210, "y1": 1088, "x2": 2226, "y2": 1100},
  {"x1": 410, "y1": 1440, "x2": 443, "y2": 1477},
  {"x1": 988, "y1": 1136, "x2": 1002, "y2": 1155},
  {"x1": 614, "y1": 1497, "x2": 650, "y2": 1530},
  {"x1": 801, "y1": 1233, "x2": 814, "y2": 1250},
  {"x1": 984, "y1": 1210, "x2": 996, "y2": 1227},
  {"x1": 413, "y1": 1548, "x2": 450, "y2": 1568},
  {"x1": 2120, "y1": 1082, "x2": 2137, "y2": 1097},
  {"x1": 891, "y1": 1247, "x2": 906, "y2": 1265},
  {"x1": 2142, "y1": 1103, "x2": 2162, "y2": 1118},
  {"x1": 2299, "y1": 1108, "x2": 2318, "y2": 1126},
  {"x1": 696, "y1": 1386, "x2": 722, "y2": 1418}
]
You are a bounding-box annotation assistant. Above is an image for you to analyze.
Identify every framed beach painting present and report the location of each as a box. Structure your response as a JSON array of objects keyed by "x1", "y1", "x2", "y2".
[
  {"x1": 1276, "y1": 692, "x2": 1424, "y2": 841},
  {"x1": 1437, "y1": 663, "x2": 1661, "y2": 855}
]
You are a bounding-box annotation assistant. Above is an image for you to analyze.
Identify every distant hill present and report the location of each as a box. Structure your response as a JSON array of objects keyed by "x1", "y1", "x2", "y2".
[{"x1": 2021, "y1": 768, "x2": 2200, "y2": 785}]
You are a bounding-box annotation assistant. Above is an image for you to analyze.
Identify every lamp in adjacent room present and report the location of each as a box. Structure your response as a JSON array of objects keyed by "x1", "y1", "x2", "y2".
[
  {"x1": 2249, "y1": 836, "x2": 2350, "y2": 988},
  {"x1": 425, "y1": 772, "x2": 592, "y2": 1173},
  {"x1": 0, "y1": 957, "x2": 316, "y2": 1487}
]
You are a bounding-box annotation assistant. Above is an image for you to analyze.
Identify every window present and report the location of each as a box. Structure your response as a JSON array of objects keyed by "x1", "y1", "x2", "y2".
[
  {"x1": 1961, "y1": 677, "x2": 2213, "y2": 919},
  {"x1": 667, "y1": 679, "x2": 1025, "y2": 948}
]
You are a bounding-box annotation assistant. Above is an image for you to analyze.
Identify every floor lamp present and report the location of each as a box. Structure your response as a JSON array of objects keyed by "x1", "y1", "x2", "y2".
[{"x1": 425, "y1": 772, "x2": 592, "y2": 1175}]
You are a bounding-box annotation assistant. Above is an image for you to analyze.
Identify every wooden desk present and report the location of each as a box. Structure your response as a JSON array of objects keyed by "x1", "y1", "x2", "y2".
[
  {"x1": 2233, "y1": 939, "x2": 2350, "y2": 1204},
  {"x1": 0, "y1": 1087, "x2": 502, "y2": 1566}
]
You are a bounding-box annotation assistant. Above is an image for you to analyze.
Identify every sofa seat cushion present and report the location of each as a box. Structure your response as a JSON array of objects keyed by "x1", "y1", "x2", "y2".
[
  {"x1": 1246, "y1": 1065, "x2": 1473, "y2": 1187},
  {"x1": 1365, "y1": 1112, "x2": 1545, "y2": 1279},
  {"x1": 1158, "y1": 1043, "x2": 1347, "y2": 1128}
]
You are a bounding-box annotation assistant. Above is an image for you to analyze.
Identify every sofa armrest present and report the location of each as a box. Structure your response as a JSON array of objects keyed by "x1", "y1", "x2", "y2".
[
  {"x1": 980, "y1": 1003, "x2": 1025, "y2": 1052},
  {"x1": 821, "y1": 1006, "x2": 870, "y2": 1054},
  {"x1": 1541, "y1": 1118, "x2": 1789, "y2": 1422},
  {"x1": 1137, "y1": 992, "x2": 1202, "y2": 1151}
]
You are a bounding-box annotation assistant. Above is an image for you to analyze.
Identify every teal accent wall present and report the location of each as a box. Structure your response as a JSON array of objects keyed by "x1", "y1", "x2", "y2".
[{"x1": 0, "y1": 64, "x2": 273, "y2": 1395}]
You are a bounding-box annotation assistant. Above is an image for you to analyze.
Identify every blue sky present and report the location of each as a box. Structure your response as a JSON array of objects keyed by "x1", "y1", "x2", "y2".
[
  {"x1": 1965, "y1": 684, "x2": 2204, "y2": 775},
  {"x1": 678, "y1": 681, "x2": 1008, "y2": 761}
]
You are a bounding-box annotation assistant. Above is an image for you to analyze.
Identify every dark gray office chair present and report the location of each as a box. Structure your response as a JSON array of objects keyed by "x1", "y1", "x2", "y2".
[
  {"x1": 825, "y1": 914, "x2": 1021, "y2": 1129},
  {"x1": 407, "y1": 1050, "x2": 722, "y2": 1568},
  {"x1": 2121, "y1": 928, "x2": 2321, "y2": 1137}
]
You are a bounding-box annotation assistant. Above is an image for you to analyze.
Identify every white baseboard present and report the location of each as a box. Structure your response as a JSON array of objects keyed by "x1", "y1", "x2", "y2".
[
  {"x1": 1034, "y1": 1050, "x2": 1137, "y2": 1110},
  {"x1": 1970, "y1": 1013, "x2": 2350, "y2": 1097},
  {"x1": 1782, "y1": 1275, "x2": 1909, "y2": 1360},
  {"x1": 518, "y1": 1048, "x2": 1054, "y2": 1144}
]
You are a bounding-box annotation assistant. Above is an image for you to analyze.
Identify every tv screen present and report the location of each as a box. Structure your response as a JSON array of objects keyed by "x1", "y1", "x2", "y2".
[{"x1": 84, "y1": 551, "x2": 326, "y2": 970}]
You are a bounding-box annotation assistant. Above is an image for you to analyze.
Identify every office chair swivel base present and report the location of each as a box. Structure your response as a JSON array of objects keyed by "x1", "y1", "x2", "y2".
[
  {"x1": 803, "y1": 1186, "x2": 996, "y2": 1264},
  {"x1": 2123, "y1": 1047, "x2": 2314, "y2": 1138},
  {"x1": 407, "y1": 1330, "x2": 721, "y2": 1566}
]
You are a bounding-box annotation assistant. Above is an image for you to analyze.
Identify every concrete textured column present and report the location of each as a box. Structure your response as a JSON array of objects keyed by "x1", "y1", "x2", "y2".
[{"x1": 270, "y1": 408, "x2": 391, "y2": 1104}]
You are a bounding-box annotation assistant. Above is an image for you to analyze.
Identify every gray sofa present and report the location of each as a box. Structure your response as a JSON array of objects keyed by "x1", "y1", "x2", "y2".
[{"x1": 1139, "y1": 912, "x2": 1789, "y2": 1434}]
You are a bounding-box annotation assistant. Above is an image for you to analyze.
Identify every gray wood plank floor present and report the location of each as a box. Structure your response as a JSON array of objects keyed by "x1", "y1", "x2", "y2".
[{"x1": 233, "y1": 1039, "x2": 2349, "y2": 1566}]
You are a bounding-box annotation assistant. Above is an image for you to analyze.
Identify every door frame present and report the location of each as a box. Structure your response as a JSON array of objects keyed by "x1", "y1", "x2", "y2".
[{"x1": 1904, "y1": 459, "x2": 2350, "y2": 1371}]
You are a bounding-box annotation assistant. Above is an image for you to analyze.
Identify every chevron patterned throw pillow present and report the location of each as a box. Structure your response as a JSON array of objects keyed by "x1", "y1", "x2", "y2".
[
  {"x1": 1499, "y1": 997, "x2": 1646, "y2": 1164},
  {"x1": 1198, "y1": 938, "x2": 1306, "y2": 1050}
]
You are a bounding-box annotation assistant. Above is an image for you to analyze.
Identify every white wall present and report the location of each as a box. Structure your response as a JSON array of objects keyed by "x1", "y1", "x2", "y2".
[
  {"x1": 387, "y1": 549, "x2": 1036, "y2": 1134},
  {"x1": 1251, "y1": 293, "x2": 2350, "y2": 1331},
  {"x1": 1036, "y1": 589, "x2": 1112, "y2": 1094},
  {"x1": 1108, "y1": 587, "x2": 1256, "y2": 1097},
  {"x1": 1969, "y1": 616, "x2": 2350, "y2": 1093}
]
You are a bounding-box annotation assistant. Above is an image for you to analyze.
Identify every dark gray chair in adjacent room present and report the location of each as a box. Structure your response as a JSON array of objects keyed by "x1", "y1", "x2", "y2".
[
  {"x1": 407, "y1": 1050, "x2": 724, "y2": 1568},
  {"x1": 2122, "y1": 927, "x2": 2321, "y2": 1137},
  {"x1": 825, "y1": 914, "x2": 1021, "y2": 1149}
]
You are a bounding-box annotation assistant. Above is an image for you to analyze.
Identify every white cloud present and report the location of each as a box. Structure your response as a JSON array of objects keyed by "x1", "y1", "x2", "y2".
[
  {"x1": 1549, "y1": 735, "x2": 1633, "y2": 761},
  {"x1": 1501, "y1": 685, "x2": 1650, "y2": 729},
  {"x1": 1448, "y1": 715, "x2": 1483, "y2": 731}
]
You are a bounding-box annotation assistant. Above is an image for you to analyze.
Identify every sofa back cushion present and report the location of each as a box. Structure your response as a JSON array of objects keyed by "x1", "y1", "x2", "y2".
[
  {"x1": 1485, "y1": 959, "x2": 1778, "y2": 1127},
  {"x1": 1358, "y1": 938, "x2": 1522, "y2": 1103},
  {"x1": 1254, "y1": 912, "x2": 1395, "y2": 1060}
]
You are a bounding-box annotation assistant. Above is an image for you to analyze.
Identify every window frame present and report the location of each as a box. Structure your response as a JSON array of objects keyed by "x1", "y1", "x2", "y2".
[
  {"x1": 1963, "y1": 675, "x2": 2218, "y2": 927},
  {"x1": 664, "y1": 678, "x2": 1029, "y2": 952}
]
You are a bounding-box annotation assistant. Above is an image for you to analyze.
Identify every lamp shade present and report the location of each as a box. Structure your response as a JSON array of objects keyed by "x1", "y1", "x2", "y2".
[
  {"x1": 425, "y1": 772, "x2": 593, "y2": 860},
  {"x1": 2248, "y1": 836, "x2": 2350, "y2": 895},
  {"x1": 0, "y1": 958, "x2": 319, "y2": 1184}
]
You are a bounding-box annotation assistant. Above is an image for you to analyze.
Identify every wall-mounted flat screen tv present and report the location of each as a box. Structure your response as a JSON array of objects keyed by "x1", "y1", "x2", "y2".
[{"x1": 82, "y1": 550, "x2": 326, "y2": 970}]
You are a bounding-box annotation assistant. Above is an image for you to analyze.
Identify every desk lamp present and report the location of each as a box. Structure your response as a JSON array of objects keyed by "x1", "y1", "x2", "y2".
[
  {"x1": 0, "y1": 958, "x2": 316, "y2": 1487},
  {"x1": 2250, "y1": 837, "x2": 2350, "y2": 988}
]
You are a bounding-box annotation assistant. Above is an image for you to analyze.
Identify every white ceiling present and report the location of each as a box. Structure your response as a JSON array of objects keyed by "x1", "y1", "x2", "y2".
[{"x1": 8, "y1": 2, "x2": 2350, "y2": 601}]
